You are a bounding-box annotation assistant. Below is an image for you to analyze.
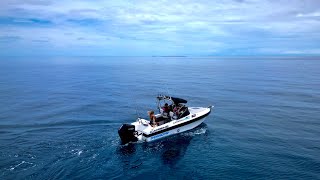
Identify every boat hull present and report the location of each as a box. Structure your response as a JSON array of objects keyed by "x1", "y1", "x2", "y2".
[
  {"x1": 143, "y1": 116, "x2": 206, "y2": 142},
  {"x1": 119, "y1": 105, "x2": 212, "y2": 144}
]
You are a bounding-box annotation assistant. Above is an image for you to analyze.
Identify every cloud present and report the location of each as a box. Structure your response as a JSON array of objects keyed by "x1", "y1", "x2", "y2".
[
  {"x1": 0, "y1": 35, "x2": 22, "y2": 42},
  {"x1": 0, "y1": 0, "x2": 320, "y2": 56},
  {"x1": 297, "y1": 11, "x2": 320, "y2": 18}
]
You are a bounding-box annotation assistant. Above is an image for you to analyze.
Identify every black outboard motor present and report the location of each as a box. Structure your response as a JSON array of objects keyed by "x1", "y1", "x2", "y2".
[{"x1": 118, "y1": 124, "x2": 138, "y2": 144}]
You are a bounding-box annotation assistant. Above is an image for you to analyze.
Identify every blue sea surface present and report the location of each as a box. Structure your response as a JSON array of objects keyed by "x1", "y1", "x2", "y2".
[{"x1": 0, "y1": 57, "x2": 319, "y2": 179}]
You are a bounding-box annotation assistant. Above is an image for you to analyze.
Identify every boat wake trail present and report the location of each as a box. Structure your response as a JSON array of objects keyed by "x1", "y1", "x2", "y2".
[
  {"x1": 7, "y1": 161, "x2": 35, "y2": 171},
  {"x1": 182, "y1": 125, "x2": 207, "y2": 137}
]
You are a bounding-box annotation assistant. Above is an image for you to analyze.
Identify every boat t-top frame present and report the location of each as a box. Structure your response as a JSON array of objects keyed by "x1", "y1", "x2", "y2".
[{"x1": 156, "y1": 94, "x2": 189, "y2": 119}]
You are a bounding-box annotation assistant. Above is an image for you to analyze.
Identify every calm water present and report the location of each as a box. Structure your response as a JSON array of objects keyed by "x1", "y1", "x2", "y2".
[{"x1": 0, "y1": 57, "x2": 319, "y2": 179}]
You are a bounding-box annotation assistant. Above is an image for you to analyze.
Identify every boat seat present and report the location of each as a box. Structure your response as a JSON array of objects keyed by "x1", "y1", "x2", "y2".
[
  {"x1": 156, "y1": 116, "x2": 171, "y2": 125},
  {"x1": 170, "y1": 111, "x2": 179, "y2": 120},
  {"x1": 178, "y1": 107, "x2": 190, "y2": 119},
  {"x1": 162, "y1": 112, "x2": 169, "y2": 118}
]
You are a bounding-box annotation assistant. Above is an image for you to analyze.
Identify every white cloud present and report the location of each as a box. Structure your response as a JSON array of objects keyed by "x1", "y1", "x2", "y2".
[
  {"x1": 0, "y1": 0, "x2": 320, "y2": 55},
  {"x1": 282, "y1": 49, "x2": 320, "y2": 54},
  {"x1": 297, "y1": 11, "x2": 320, "y2": 17}
]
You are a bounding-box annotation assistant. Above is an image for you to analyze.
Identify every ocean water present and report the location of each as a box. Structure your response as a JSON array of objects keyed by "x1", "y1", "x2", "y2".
[{"x1": 0, "y1": 57, "x2": 319, "y2": 179}]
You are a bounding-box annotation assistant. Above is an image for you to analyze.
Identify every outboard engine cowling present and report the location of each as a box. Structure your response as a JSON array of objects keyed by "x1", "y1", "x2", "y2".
[{"x1": 118, "y1": 124, "x2": 138, "y2": 144}]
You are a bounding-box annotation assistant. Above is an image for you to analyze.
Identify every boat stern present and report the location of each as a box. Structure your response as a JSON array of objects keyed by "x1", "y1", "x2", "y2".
[{"x1": 118, "y1": 124, "x2": 138, "y2": 144}]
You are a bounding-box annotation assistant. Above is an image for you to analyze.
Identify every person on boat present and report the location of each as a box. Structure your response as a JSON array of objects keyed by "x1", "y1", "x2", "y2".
[
  {"x1": 173, "y1": 104, "x2": 181, "y2": 115},
  {"x1": 162, "y1": 103, "x2": 170, "y2": 114},
  {"x1": 148, "y1": 111, "x2": 157, "y2": 127}
]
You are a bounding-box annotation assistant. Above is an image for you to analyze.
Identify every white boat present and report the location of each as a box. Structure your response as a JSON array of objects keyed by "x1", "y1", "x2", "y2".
[{"x1": 118, "y1": 95, "x2": 213, "y2": 143}]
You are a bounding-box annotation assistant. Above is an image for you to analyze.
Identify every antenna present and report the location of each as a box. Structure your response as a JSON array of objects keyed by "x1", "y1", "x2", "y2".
[
  {"x1": 133, "y1": 97, "x2": 141, "y2": 119},
  {"x1": 159, "y1": 81, "x2": 171, "y2": 97}
]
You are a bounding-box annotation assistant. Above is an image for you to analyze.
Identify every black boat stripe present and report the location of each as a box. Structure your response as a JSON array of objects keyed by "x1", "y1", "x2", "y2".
[{"x1": 143, "y1": 109, "x2": 211, "y2": 138}]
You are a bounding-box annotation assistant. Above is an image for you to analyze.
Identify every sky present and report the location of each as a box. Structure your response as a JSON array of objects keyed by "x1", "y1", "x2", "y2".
[{"x1": 0, "y1": 0, "x2": 320, "y2": 56}]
